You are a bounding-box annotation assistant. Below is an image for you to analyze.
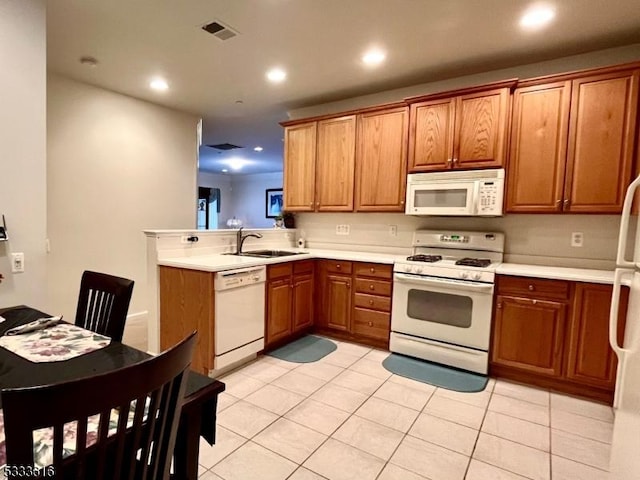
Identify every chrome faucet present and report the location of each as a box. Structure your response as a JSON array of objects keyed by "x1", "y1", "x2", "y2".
[{"x1": 236, "y1": 227, "x2": 263, "y2": 254}]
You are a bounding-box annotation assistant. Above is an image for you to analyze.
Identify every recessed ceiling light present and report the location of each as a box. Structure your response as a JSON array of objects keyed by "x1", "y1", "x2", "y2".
[
  {"x1": 520, "y1": 4, "x2": 555, "y2": 30},
  {"x1": 254, "y1": 146, "x2": 263, "y2": 152},
  {"x1": 226, "y1": 157, "x2": 247, "y2": 171},
  {"x1": 362, "y1": 48, "x2": 386, "y2": 66},
  {"x1": 149, "y1": 77, "x2": 169, "y2": 91},
  {"x1": 266, "y1": 68, "x2": 287, "y2": 83},
  {"x1": 221, "y1": 168, "x2": 228, "y2": 173}
]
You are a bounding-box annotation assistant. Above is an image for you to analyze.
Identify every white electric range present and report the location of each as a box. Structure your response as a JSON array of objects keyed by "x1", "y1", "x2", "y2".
[{"x1": 390, "y1": 230, "x2": 505, "y2": 374}]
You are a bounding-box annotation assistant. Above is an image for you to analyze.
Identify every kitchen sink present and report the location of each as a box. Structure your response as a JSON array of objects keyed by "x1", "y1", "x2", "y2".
[{"x1": 224, "y1": 250, "x2": 305, "y2": 258}]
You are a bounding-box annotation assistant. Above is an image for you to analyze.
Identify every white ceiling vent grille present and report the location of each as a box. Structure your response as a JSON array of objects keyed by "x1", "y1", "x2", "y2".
[{"x1": 202, "y1": 20, "x2": 238, "y2": 41}]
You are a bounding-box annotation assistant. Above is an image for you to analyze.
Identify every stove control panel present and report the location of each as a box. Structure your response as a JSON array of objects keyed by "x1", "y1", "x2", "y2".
[{"x1": 394, "y1": 262, "x2": 495, "y2": 283}]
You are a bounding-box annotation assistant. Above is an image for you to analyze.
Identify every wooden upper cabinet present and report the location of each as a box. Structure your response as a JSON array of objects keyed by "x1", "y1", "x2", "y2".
[
  {"x1": 565, "y1": 70, "x2": 639, "y2": 213},
  {"x1": 316, "y1": 115, "x2": 356, "y2": 211},
  {"x1": 408, "y1": 98, "x2": 455, "y2": 171},
  {"x1": 454, "y1": 88, "x2": 510, "y2": 169},
  {"x1": 355, "y1": 106, "x2": 408, "y2": 211},
  {"x1": 408, "y1": 87, "x2": 510, "y2": 172},
  {"x1": 506, "y1": 82, "x2": 571, "y2": 212},
  {"x1": 283, "y1": 122, "x2": 317, "y2": 211}
]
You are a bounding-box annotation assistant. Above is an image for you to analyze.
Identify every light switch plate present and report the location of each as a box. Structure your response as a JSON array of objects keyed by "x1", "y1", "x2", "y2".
[{"x1": 11, "y1": 252, "x2": 24, "y2": 273}]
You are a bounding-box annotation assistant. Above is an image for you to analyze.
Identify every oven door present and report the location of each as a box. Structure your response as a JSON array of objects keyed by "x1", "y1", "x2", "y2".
[
  {"x1": 406, "y1": 181, "x2": 478, "y2": 216},
  {"x1": 391, "y1": 272, "x2": 494, "y2": 350}
]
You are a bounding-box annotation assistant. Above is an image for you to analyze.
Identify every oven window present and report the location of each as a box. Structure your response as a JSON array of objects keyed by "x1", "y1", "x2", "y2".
[
  {"x1": 407, "y1": 289, "x2": 472, "y2": 328},
  {"x1": 414, "y1": 188, "x2": 468, "y2": 208}
]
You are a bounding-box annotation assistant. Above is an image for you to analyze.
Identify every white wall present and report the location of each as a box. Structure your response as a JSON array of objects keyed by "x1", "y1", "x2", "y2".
[
  {"x1": 230, "y1": 172, "x2": 283, "y2": 228},
  {"x1": 197, "y1": 171, "x2": 232, "y2": 229},
  {"x1": 0, "y1": 0, "x2": 47, "y2": 309},
  {"x1": 47, "y1": 74, "x2": 200, "y2": 347}
]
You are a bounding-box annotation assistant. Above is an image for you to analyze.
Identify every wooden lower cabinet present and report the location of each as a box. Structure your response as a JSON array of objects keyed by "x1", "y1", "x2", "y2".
[
  {"x1": 265, "y1": 261, "x2": 314, "y2": 349},
  {"x1": 159, "y1": 266, "x2": 214, "y2": 375},
  {"x1": 316, "y1": 260, "x2": 392, "y2": 348},
  {"x1": 491, "y1": 275, "x2": 627, "y2": 403}
]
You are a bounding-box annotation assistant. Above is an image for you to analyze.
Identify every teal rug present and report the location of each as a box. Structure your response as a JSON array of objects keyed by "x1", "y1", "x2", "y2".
[
  {"x1": 267, "y1": 335, "x2": 337, "y2": 363},
  {"x1": 382, "y1": 353, "x2": 489, "y2": 392}
]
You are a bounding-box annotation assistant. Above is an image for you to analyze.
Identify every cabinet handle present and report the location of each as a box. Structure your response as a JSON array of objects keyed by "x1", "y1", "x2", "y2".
[
  {"x1": 370, "y1": 267, "x2": 375, "y2": 273},
  {"x1": 346, "y1": 282, "x2": 350, "y2": 288},
  {"x1": 532, "y1": 299, "x2": 537, "y2": 305},
  {"x1": 336, "y1": 264, "x2": 341, "y2": 269},
  {"x1": 563, "y1": 199, "x2": 569, "y2": 208},
  {"x1": 555, "y1": 200, "x2": 561, "y2": 207},
  {"x1": 400, "y1": 200, "x2": 405, "y2": 205},
  {"x1": 369, "y1": 284, "x2": 375, "y2": 290},
  {"x1": 528, "y1": 285, "x2": 535, "y2": 291},
  {"x1": 447, "y1": 158, "x2": 453, "y2": 166},
  {"x1": 368, "y1": 321, "x2": 373, "y2": 327},
  {"x1": 452, "y1": 158, "x2": 458, "y2": 165},
  {"x1": 497, "y1": 302, "x2": 502, "y2": 309},
  {"x1": 309, "y1": 202, "x2": 313, "y2": 206},
  {"x1": 369, "y1": 300, "x2": 374, "y2": 306}
]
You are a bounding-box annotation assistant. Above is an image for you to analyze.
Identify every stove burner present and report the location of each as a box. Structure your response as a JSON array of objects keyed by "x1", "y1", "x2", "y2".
[
  {"x1": 407, "y1": 254, "x2": 442, "y2": 263},
  {"x1": 455, "y1": 258, "x2": 491, "y2": 268}
]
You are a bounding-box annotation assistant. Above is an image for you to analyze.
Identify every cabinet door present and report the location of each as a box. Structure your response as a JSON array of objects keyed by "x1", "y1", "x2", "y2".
[
  {"x1": 454, "y1": 87, "x2": 510, "y2": 169},
  {"x1": 266, "y1": 277, "x2": 292, "y2": 346},
  {"x1": 283, "y1": 122, "x2": 317, "y2": 211},
  {"x1": 355, "y1": 107, "x2": 408, "y2": 211},
  {"x1": 325, "y1": 274, "x2": 352, "y2": 331},
  {"x1": 566, "y1": 283, "x2": 628, "y2": 389},
  {"x1": 316, "y1": 116, "x2": 356, "y2": 211},
  {"x1": 565, "y1": 70, "x2": 639, "y2": 213},
  {"x1": 492, "y1": 295, "x2": 566, "y2": 377},
  {"x1": 408, "y1": 98, "x2": 455, "y2": 172},
  {"x1": 506, "y1": 82, "x2": 571, "y2": 213},
  {"x1": 292, "y1": 272, "x2": 314, "y2": 332}
]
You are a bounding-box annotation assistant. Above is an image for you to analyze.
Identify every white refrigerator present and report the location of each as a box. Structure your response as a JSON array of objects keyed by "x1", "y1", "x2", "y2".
[{"x1": 609, "y1": 175, "x2": 640, "y2": 479}]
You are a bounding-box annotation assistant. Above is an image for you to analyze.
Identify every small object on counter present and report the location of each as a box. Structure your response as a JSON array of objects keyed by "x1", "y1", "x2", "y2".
[
  {"x1": 297, "y1": 238, "x2": 306, "y2": 248},
  {"x1": 5, "y1": 316, "x2": 62, "y2": 335},
  {"x1": 0, "y1": 315, "x2": 5, "y2": 323}
]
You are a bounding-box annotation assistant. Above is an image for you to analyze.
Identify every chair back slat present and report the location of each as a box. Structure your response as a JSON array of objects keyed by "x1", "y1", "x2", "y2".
[
  {"x1": 2, "y1": 333, "x2": 196, "y2": 480},
  {"x1": 75, "y1": 271, "x2": 134, "y2": 341}
]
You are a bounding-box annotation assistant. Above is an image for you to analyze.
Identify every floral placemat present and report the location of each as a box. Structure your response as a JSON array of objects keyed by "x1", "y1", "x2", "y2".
[{"x1": 0, "y1": 324, "x2": 110, "y2": 363}]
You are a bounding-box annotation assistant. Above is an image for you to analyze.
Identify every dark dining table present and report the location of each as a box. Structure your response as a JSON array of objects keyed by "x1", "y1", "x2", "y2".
[{"x1": 0, "y1": 306, "x2": 225, "y2": 479}]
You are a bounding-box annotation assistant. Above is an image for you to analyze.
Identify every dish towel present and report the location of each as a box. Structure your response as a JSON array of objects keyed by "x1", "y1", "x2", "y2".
[{"x1": 0, "y1": 323, "x2": 110, "y2": 362}]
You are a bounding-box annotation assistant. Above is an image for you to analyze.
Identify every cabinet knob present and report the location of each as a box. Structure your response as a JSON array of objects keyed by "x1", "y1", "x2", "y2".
[
  {"x1": 447, "y1": 158, "x2": 453, "y2": 165},
  {"x1": 556, "y1": 199, "x2": 561, "y2": 207},
  {"x1": 346, "y1": 282, "x2": 350, "y2": 288},
  {"x1": 309, "y1": 202, "x2": 313, "y2": 206},
  {"x1": 532, "y1": 299, "x2": 537, "y2": 305},
  {"x1": 369, "y1": 300, "x2": 374, "y2": 306},
  {"x1": 528, "y1": 284, "x2": 535, "y2": 291},
  {"x1": 452, "y1": 158, "x2": 458, "y2": 165},
  {"x1": 370, "y1": 268, "x2": 375, "y2": 273},
  {"x1": 497, "y1": 302, "x2": 502, "y2": 309},
  {"x1": 563, "y1": 199, "x2": 569, "y2": 208},
  {"x1": 336, "y1": 264, "x2": 341, "y2": 269},
  {"x1": 400, "y1": 200, "x2": 405, "y2": 205},
  {"x1": 369, "y1": 284, "x2": 375, "y2": 290},
  {"x1": 368, "y1": 321, "x2": 373, "y2": 327}
]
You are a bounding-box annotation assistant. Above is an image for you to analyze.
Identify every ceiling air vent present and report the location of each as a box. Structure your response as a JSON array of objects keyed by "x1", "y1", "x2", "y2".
[
  {"x1": 202, "y1": 20, "x2": 238, "y2": 41},
  {"x1": 207, "y1": 143, "x2": 243, "y2": 151}
]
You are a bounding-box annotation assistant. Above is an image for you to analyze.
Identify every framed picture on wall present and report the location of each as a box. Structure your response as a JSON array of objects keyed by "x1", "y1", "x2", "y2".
[{"x1": 266, "y1": 188, "x2": 284, "y2": 218}]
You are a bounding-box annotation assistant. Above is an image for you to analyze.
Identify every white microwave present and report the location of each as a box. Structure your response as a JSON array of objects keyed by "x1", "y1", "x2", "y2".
[{"x1": 405, "y1": 168, "x2": 505, "y2": 216}]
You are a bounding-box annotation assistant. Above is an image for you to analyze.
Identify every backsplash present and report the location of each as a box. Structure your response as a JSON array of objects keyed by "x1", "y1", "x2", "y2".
[{"x1": 296, "y1": 213, "x2": 625, "y2": 270}]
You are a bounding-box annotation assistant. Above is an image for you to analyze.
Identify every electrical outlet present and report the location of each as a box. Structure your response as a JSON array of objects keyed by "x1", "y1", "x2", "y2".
[
  {"x1": 389, "y1": 225, "x2": 398, "y2": 237},
  {"x1": 571, "y1": 232, "x2": 584, "y2": 247},
  {"x1": 335, "y1": 224, "x2": 350, "y2": 235},
  {"x1": 11, "y1": 252, "x2": 24, "y2": 273}
]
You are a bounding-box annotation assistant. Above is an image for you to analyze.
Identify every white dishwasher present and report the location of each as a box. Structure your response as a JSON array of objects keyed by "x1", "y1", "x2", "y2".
[{"x1": 214, "y1": 265, "x2": 266, "y2": 371}]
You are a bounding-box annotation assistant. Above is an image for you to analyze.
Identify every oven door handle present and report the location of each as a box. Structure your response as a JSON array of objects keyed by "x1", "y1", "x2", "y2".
[{"x1": 394, "y1": 273, "x2": 494, "y2": 293}]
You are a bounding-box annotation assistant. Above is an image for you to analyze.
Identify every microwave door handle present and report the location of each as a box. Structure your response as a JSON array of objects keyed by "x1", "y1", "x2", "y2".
[{"x1": 472, "y1": 182, "x2": 481, "y2": 215}]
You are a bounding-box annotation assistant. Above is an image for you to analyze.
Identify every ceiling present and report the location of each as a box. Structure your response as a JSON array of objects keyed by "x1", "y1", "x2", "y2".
[{"x1": 47, "y1": 0, "x2": 640, "y2": 175}]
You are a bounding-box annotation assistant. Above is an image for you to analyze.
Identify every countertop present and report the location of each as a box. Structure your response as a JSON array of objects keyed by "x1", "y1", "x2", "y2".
[{"x1": 159, "y1": 249, "x2": 619, "y2": 284}]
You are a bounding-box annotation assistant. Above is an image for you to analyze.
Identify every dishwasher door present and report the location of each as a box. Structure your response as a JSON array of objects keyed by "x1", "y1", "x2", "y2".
[{"x1": 214, "y1": 266, "x2": 266, "y2": 370}]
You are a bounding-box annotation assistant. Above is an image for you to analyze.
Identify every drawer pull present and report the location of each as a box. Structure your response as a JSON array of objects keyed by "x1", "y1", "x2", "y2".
[
  {"x1": 336, "y1": 264, "x2": 341, "y2": 269},
  {"x1": 369, "y1": 300, "x2": 374, "y2": 306},
  {"x1": 528, "y1": 285, "x2": 535, "y2": 291},
  {"x1": 369, "y1": 284, "x2": 375, "y2": 290},
  {"x1": 532, "y1": 299, "x2": 537, "y2": 305},
  {"x1": 368, "y1": 321, "x2": 373, "y2": 327},
  {"x1": 370, "y1": 267, "x2": 375, "y2": 273}
]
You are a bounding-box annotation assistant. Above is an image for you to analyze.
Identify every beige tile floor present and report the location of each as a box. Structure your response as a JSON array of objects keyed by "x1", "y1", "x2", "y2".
[{"x1": 199, "y1": 339, "x2": 614, "y2": 480}]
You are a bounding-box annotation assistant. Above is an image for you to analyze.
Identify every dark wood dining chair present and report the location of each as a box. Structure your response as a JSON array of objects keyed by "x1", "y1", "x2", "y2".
[
  {"x1": 75, "y1": 270, "x2": 134, "y2": 341},
  {"x1": 2, "y1": 332, "x2": 197, "y2": 480}
]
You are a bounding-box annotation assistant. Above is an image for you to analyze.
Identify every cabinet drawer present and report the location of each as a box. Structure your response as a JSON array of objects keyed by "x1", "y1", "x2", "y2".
[
  {"x1": 324, "y1": 260, "x2": 352, "y2": 274},
  {"x1": 352, "y1": 308, "x2": 390, "y2": 341},
  {"x1": 354, "y1": 293, "x2": 391, "y2": 312},
  {"x1": 354, "y1": 263, "x2": 392, "y2": 279},
  {"x1": 268, "y1": 263, "x2": 293, "y2": 280},
  {"x1": 355, "y1": 278, "x2": 391, "y2": 296},
  {"x1": 498, "y1": 275, "x2": 570, "y2": 300},
  {"x1": 293, "y1": 260, "x2": 314, "y2": 274}
]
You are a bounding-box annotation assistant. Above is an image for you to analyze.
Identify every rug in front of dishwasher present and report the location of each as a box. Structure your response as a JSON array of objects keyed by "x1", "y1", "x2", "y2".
[
  {"x1": 382, "y1": 353, "x2": 489, "y2": 392},
  {"x1": 267, "y1": 335, "x2": 337, "y2": 363}
]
